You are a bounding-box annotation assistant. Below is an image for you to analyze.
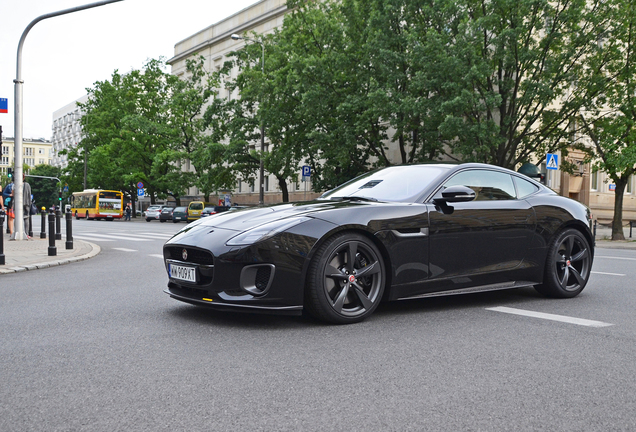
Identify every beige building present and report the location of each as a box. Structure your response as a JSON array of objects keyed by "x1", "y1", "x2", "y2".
[{"x1": 1, "y1": 136, "x2": 53, "y2": 176}]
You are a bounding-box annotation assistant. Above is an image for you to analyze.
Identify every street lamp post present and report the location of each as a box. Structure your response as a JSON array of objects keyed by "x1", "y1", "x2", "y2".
[
  {"x1": 231, "y1": 33, "x2": 265, "y2": 206},
  {"x1": 12, "y1": 0, "x2": 124, "y2": 240}
]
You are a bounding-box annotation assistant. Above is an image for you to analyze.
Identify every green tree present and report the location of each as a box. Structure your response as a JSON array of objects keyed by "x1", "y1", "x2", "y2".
[
  {"x1": 579, "y1": 0, "x2": 636, "y2": 240},
  {"x1": 27, "y1": 164, "x2": 62, "y2": 210}
]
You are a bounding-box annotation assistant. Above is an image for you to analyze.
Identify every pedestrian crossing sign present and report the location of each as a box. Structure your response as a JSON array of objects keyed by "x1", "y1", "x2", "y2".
[{"x1": 546, "y1": 153, "x2": 559, "y2": 170}]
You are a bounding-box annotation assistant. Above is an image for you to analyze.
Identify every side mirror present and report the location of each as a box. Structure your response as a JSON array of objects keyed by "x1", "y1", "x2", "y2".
[{"x1": 434, "y1": 185, "x2": 476, "y2": 204}]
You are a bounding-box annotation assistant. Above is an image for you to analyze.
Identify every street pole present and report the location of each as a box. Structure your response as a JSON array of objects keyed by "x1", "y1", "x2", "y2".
[
  {"x1": 12, "y1": 0, "x2": 124, "y2": 241},
  {"x1": 231, "y1": 34, "x2": 266, "y2": 205}
]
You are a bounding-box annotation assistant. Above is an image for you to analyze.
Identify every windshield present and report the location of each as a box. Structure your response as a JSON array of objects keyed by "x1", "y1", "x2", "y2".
[{"x1": 321, "y1": 165, "x2": 450, "y2": 202}]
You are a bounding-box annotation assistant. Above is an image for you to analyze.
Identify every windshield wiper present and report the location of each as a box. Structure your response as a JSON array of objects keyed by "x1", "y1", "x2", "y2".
[{"x1": 330, "y1": 196, "x2": 378, "y2": 202}]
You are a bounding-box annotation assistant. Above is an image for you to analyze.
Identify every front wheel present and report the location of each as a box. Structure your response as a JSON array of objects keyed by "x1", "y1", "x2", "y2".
[
  {"x1": 535, "y1": 228, "x2": 592, "y2": 298},
  {"x1": 305, "y1": 233, "x2": 386, "y2": 324},
  {"x1": 146, "y1": 218, "x2": 151, "y2": 222}
]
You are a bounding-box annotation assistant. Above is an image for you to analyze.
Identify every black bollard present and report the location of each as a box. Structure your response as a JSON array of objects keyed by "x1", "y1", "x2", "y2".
[
  {"x1": 28, "y1": 211, "x2": 33, "y2": 238},
  {"x1": 593, "y1": 220, "x2": 597, "y2": 239},
  {"x1": 48, "y1": 210, "x2": 57, "y2": 256},
  {"x1": 55, "y1": 209, "x2": 62, "y2": 240},
  {"x1": 65, "y1": 210, "x2": 73, "y2": 250},
  {"x1": 0, "y1": 210, "x2": 5, "y2": 265},
  {"x1": 40, "y1": 208, "x2": 46, "y2": 239}
]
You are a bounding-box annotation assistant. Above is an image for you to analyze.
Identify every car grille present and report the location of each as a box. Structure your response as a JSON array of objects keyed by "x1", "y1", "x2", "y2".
[{"x1": 164, "y1": 246, "x2": 214, "y2": 265}]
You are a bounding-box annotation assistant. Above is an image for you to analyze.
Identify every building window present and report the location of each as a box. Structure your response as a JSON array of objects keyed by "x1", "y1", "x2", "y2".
[
  {"x1": 591, "y1": 170, "x2": 598, "y2": 191},
  {"x1": 24, "y1": 147, "x2": 34, "y2": 156},
  {"x1": 39, "y1": 148, "x2": 44, "y2": 154},
  {"x1": 2, "y1": 146, "x2": 8, "y2": 155},
  {"x1": 1, "y1": 156, "x2": 8, "y2": 165},
  {"x1": 264, "y1": 177, "x2": 269, "y2": 192},
  {"x1": 238, "y1": 179, "x2": 242, "y2": 193},
  {"x1": 627, "y1": 175, "x2": 633, "y2": 194}
]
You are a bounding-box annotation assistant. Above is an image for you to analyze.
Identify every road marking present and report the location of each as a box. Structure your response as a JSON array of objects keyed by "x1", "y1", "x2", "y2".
[
  {"x1": 149, "y1": 254, "x2": 164, "y2": 259},
  {"x1": 73, "y1": 235, "x2": 115, "y2": 242},
  {"x1": 591, "y1": 271, "x2": 626, "y2": 276},
  {"x1": 109, "y1": 232, "x2": 174, "y2": 239},
  {"x1": 487, "y1": 306, "x2": 613, "y2": 327},
  {"x1": 112, "y1": 248, "x2": 138, "y2": 252},
  {"x1": 596, "y1": 255, "x2": 636, "y2": 261},
  {"x1": 73, "y1": 233, "x2": 152, "y2": 241}
]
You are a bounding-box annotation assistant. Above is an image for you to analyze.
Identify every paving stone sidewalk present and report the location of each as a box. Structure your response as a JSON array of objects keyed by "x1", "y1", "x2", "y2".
[{"x1": 0, "y1": 233, "x2": 100, "y2": 275}]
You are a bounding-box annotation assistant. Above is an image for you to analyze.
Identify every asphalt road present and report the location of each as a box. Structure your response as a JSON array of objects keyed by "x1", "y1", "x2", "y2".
[{"x1": 1, "y1": 218, "x2": 635, "y2": 431}]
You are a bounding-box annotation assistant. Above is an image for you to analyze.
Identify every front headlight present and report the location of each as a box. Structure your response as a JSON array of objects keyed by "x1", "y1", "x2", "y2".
[{"x1": 226, "y1": 216, "x2": 311, "y2": 246}]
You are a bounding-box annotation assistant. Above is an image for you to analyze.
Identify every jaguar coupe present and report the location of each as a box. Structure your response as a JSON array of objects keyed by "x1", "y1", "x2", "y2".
[{"x1": 163, "y1": 163, "x2": 594, "y2": 324}]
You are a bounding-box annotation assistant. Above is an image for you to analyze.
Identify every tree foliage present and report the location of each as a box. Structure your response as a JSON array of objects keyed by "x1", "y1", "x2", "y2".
[{"x1": 578, "y1": 0, "x2": 636, "y2": 240}]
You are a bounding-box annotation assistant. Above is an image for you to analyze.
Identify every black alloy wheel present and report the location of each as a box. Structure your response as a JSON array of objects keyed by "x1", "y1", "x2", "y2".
[
  {"x1": 306, "y1": 233, "x2": 385, "y2": 324},
  {"x1": 535, "y1": 228, "x2": 592, "y2": 298}
]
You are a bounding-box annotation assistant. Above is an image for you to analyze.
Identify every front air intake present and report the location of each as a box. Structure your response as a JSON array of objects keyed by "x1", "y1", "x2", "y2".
[{"x1": 240, "y1": 264, "x2": 275, "y2": 296}]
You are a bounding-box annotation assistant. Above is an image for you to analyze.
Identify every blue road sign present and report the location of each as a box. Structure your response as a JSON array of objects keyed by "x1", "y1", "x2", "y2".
[
  {"x1": 137, "y1": 182, "x2": 144, "y2": 189},
  {"x1": 546, "y1": 153, "x2": 559, "y2": 170},
  {"x1": 302, "y1": 165, "x2": 311, "y2": 177},
  {"x1": 137, "y1": 188, "x2": 145, "y2": 197}
]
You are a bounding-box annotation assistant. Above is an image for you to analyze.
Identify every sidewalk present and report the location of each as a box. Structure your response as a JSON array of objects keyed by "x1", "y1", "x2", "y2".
[{"x1": 0, "y1": 232, "x2": 100, "y2": 275}]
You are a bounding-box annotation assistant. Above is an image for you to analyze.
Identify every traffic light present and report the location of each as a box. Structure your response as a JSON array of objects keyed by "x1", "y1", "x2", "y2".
[
  {"x1": 58, "y1": 191, "x2": 62, "y2": 202},
  {"x1": 7, "y1": 167, "x2": 12, "y2": 180}
]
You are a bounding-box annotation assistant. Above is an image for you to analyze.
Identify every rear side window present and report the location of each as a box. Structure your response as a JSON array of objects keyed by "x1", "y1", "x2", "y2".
[{"x1": 514, "y1": 176, "x2": 540, "y2": 198}]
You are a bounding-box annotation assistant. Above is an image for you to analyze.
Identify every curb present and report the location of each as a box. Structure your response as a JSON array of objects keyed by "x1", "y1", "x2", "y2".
[{"x1": 0, "y1": 241, "x2": 101, "y2": 275}]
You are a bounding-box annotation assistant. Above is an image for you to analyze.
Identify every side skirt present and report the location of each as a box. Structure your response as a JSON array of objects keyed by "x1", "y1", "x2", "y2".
[{"x1": 396, "y1": 281, "x2": 536, "y2": 301}]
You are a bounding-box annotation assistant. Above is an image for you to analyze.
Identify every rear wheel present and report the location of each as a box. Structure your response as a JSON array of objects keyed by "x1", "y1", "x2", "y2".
[
  {"x1": 535, "y1": 228, "x2": 592, "y2": 298},
  {"x1": 305, "y1": 233, "x2": 385, "y2": 324}
]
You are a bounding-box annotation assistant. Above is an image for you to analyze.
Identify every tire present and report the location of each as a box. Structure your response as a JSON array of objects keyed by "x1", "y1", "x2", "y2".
[
  {"x1": 146, "y1": 218, "x2": 151, "y2": 222},
  {"x1": 305, "y1": 233, "x2": 386, "y2": 324},
  {"x1": 160, "y1": 220, "x2": 166, "y2": 223},
  {"x1": 535, "y1": 228, "x2": 592, "y2": 298},
  {"x1": 173, "y1": 220, "x2": 178, "y2": 223}
]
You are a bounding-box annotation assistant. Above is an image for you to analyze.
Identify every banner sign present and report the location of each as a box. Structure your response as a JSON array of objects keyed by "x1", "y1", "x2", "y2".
[{"x1": 0, "y1": 98, "x2": 8, "y2": 113}]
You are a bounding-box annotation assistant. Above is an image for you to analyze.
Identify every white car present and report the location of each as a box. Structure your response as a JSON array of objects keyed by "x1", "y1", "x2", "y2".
[{"x1": 144, "y1": 205, "x2": 169, "y2": 221}]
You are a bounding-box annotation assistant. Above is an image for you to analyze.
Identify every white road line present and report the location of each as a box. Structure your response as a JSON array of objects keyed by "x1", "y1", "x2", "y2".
[
  {"x1": 72, "y1": 233, "x2": 152, "y2": 241},
  {"x1": 73, "y1": 235, "x2": 115, "y2": 242},
  {"x1": 591, "y1": 271, "x2": 626, "y2": 276},
  {"x1": 149, "y1": 254, "x2": 164, "y2": 259},
  {"x1": 596, "y1": 255, "x2": 636, "y2": 261},
  {"x1": 109, "y1": 232, "x2": 174, "y2": 239},
  {"x1": 486, "y1": 306, "x2": 613, "y2": 328},
  {"x1": 112, "y1": 248, "x2": 138, "y2": 252}
]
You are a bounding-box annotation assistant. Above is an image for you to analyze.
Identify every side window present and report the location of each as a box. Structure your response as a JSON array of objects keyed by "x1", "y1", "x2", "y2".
[
  {"x1": 513, "y1": 176, "x2": 540, "y2": 198},
  {"x1": 442, "y1": 170, "x2": 516, "y2": 201}
]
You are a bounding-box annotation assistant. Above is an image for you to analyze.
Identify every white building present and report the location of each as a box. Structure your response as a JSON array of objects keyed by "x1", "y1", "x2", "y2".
[{"x1": 51, "y1": 94, "x2": 88, "y2": 169}]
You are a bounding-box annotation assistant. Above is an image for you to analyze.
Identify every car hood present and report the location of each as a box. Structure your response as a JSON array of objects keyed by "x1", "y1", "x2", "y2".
[{"x1": 183, "y1": 200, "x2": 376, "y2": 232}]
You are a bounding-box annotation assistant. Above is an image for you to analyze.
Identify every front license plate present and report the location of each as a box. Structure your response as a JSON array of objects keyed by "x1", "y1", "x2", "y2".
[{"x1": 169, "y1": 264, "x2": 197, "y2": 282}]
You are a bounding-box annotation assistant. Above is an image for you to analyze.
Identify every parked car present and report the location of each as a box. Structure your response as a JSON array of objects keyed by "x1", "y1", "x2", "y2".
[
  {"x1": 201, "y1": 205, "x2": 231, "y2": 217},
  {"x1": 159, "y1": 207, "x2": 174, "y2": 222},
  {"x1": 187, "y1": 201, "x2": 212, "y2": 222},
  {"x1": 145, "y1": 205, "x2": 169, "y2": 222},
  {"x1": 164, "y1": 163, "x2": 595, "y2": 324},
  {"x1": 172, "y1": 207, "x2": 188, "y2": 223}
]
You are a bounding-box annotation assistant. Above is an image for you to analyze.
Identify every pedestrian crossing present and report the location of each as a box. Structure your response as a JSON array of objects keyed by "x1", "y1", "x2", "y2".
[{"x1": 70, "y1": 231, "x2": 175, "y2": 243}]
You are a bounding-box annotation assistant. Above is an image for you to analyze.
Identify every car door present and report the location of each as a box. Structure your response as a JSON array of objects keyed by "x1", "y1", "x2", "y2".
[{"x1": 427, "y1": 169, "x2": 536, "y2": 280}]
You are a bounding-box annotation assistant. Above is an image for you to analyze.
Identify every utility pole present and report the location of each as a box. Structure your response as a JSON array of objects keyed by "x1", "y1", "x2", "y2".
[{"x1": 12, "y1": 0, "x2": 124, "y2": 240}]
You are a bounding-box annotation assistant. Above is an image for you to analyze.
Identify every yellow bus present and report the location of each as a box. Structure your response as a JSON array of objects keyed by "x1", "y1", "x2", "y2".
[{"x1": 71, "y1": 189, "x2": 124, "y2": 220}]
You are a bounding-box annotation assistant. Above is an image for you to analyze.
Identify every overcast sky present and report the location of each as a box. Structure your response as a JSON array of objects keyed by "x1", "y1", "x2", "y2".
[{"x1": 0, "y1": 0, "x2": 258, "y2": 140}]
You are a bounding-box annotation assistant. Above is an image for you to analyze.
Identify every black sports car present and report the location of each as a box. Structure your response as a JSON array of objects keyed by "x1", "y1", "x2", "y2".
[{"x1": 163, "y1": 163, "x2": 594, "y2": 324}]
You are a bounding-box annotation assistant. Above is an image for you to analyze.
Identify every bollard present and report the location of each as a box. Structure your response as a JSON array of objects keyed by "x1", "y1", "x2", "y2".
[
  {"x1": 28, "y1": 211, "x2": 33, "y2": 238},
  {"x1": 593, "y1": 220, "x2": 597, "y2": 239},
  {"x1": 630, "y1": 221, "x2": 633, "y2": 239},
  {"x1": 48, "y1": 209, "x2": 57, "y2": 256},
  {"x1": 55, "y1": 209, "x2": 62, "y2": 240},
  {"x1": 0, "y1": 210, "x2": 5, "y2": 265},
  {"x1": 65, "y1": 210, "x2": 73, "y2": 250},
  {"x1": 40, "y1": 207, "x2": 46, "y2": 239}
]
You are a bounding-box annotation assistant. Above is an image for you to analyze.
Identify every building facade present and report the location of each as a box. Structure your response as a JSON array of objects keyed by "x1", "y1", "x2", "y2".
[
  {"x1": 1, "y1": 136, "x2": 53, "y2": 176},
  {"x1": 51, "y1": 95, "x2": 88, "y2": 169}
]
